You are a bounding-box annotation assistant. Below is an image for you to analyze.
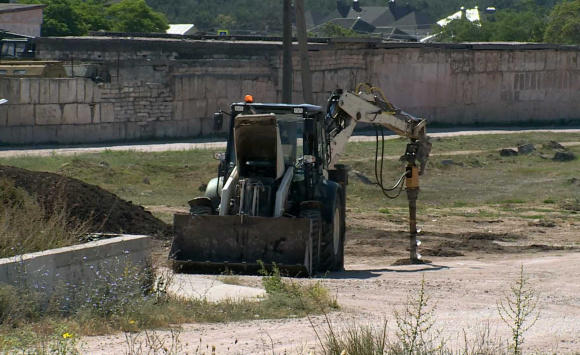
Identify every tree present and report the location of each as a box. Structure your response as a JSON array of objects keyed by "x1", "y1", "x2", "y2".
[
  {"x1": 434, "y1": 19, "x2": 491, "y2": 42},
  {"x1": 318, "y1": 22, "x2": 361, "y2": 38},
  {"x1": 76, "y1": 0, "x2": 112, "y2": 32},
  {"x1": 24, "y1": 0, "x2": 88, "y2": 36},
  {"x1": 107, "y1": 0, "x2": 168, "y2": 33},
  {"x1": 544, "y1": 0, "x2": 580, "y2": 44},
  {"x1": 488, "y1": 9, "x2": 546, "y2": 42}
]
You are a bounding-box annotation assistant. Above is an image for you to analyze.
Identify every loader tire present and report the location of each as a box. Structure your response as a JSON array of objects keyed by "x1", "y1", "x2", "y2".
[
  {"x1": 299, "y1": 208, "x2": 322, "y2": 275},
  {"x1": 190, "y1": 205, "x2": 212, "y2": 216},
  {"x1": 320, "y1": 196, "x2": 345, "y2": 272}
]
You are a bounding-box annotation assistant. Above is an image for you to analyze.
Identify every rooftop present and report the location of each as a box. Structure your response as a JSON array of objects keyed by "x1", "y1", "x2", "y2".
[{"x1": 0, "y1": 4, "x2": 46, "y2": 14}]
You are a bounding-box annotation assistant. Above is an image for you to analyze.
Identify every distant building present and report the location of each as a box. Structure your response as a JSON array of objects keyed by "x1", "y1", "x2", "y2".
[
  {"x1": 166, "y1": 24, "x2": 196, "y2": 36},
  {"x1": 437, "y1": 6, "x2": 482, "y2": 27},
  {"x1": 421, "y1": 6, "x2": 485, "y2": 42},
  {"x1": 0, "y1": 4, "x2": 45, "y2": 38},
  {"x1": 308, "y1": 0, "x2": 433, "y2": 41}
]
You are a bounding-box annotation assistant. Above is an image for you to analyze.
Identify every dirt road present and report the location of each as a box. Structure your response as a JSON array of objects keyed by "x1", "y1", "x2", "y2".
[
  {"x1": 2, "y1": 128, "x2": 580, "y2": 158},
  {"x1": 83, "y1": 241, "x2": 580, "y2": 353},
  {"x1": 82, "y1": 214, "x2": 580, "y2": 353}
]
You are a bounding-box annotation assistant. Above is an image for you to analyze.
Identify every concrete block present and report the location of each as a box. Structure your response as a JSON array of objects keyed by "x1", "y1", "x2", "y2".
[
  {"x1": 58, "y1": 79, "x2": 76, "y2": 103},
  {"x1": 7, "y1": 105, "x2": 34, "y2": 127},
  {"x1": 0, "y1": 235, "x2": 152, "y2": 299},
  {"x1": 77, "y1": 79, "x2": 85, "y2": 102},
  {"x1": 172, "y1": 100, "x2": 183, "y2": 120},
  {"x1": 172, "y1": 77, "x2": 183, "y2": 100},
  {"x1": 90, "y1": 103, "x2": 100, "y2": 124},
  {"x1": 7, "y1": 79, "x2": 20, "y2": 104},
  {"x1": 100, "y1": 103, "x2": 115, "y2": 122},
  {"x1": 19, "y1": 79, "x2": 31, "y2": 104},
  {"x1": 62, "y1": 104, "x2": 77, "y2": 124},
  {"x1": 0, "y1": 103, "x2": 7, "y2": 126},
  {"x1": 49, "y1": 80, "x2": 60, "y2": 103},
  {"x1": 76, "y1": 104, "x2": 92, "y2": 124},
  {"x1": 85, "y1": 80, "x2": 95, "y2": 102},
  {"x1": 93, "y1": 84, "x2": 103, "y2": 102},
  {"x1": 39, "y1": 80, "x2": 51, "y2": 104},
  {"x1": 29, "y1": 79, "x2": 40, "y2": 104},
  {"x1": 0, "y1": 79, "x2": 9, "y2": 100},
  {"x1": 312, "y1": 71, "x2": 324, "y2": 93},
  {"x1": 0, "y1": 125, "x2": 34, "y2": 144},
  {"x1": 323, "y1": 70, "x2": 338, "y2": 91},
  {"x1": 225, "y1": 79, "x2": 242, "y2": 101},
  {"x1": 35, "y1": 104, "x2": 62, "y2": 125}
]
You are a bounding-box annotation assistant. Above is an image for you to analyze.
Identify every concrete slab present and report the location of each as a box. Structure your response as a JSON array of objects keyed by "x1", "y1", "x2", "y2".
[{"x1": 166, "y1": 270, "x2": 266, "y2": 302}]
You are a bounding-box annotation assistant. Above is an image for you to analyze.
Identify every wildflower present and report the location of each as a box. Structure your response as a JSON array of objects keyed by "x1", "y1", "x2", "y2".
[{"x1": 62, "y1": 332, "x2": 73, "y2": 339}]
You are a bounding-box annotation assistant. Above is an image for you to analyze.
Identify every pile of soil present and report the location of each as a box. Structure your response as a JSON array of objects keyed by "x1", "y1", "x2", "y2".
[{"x1": 0, "y1": 165, "x2": 170, "y2": 238}]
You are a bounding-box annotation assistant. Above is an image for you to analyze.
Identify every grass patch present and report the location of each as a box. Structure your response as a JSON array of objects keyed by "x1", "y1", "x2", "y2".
[
  {"x1": 0, "y1": 149, "x2": 219, "y2": 210},
  {"x1": 0, "y1": 261, "x2": 337, "y2": 353},
  {"x1": 0, "y1": 132, "x2": 578, "y2": 222}
]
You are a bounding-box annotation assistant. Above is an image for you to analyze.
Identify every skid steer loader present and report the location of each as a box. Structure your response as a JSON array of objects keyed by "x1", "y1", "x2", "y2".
[{"x1": 171, "y1": 99, "x2": 347, "y2": 276}]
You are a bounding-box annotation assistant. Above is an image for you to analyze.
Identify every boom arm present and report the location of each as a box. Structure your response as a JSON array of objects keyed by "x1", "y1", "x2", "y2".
[
  {"x1": 326, "y1": 86, "x2": 431, "y2": 172},
  {"x1": 326, "y1": 84, "x2": 432, "y2": 263}
]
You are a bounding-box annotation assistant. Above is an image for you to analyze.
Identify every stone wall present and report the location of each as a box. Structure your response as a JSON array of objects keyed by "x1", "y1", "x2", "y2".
[{"x1": 0, "y1": 38, "x2": 578, "y2": 145}]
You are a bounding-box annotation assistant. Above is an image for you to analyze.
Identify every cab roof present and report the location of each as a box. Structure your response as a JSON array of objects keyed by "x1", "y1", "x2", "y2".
[{"x1": 231, "y1": 102, "x2": 323, "y2": 114}]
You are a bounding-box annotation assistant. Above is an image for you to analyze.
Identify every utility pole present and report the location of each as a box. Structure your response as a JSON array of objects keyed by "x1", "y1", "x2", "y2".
[
  {"x1": 294, "y1": 0, "x2": 313, "y2": 104},
  {"x1": 282, "y1": 0, "x2": 293, "y2": 103}
]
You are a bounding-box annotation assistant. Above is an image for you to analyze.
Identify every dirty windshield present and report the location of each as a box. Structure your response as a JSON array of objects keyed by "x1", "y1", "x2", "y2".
[{"x1": 277, "y1": 114, "x2": 304, "y2": 166}]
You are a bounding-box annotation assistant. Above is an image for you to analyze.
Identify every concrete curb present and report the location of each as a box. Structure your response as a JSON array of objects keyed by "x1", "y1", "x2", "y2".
[{"x1": 0, "y1": 234, "x2": 152, "y2": 295}]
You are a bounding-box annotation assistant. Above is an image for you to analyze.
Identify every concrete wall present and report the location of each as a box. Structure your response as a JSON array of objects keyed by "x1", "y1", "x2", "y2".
[
  {"x1": 0, "y1": 235, "x2": 151, "y2": 298},
  {"x1": 1, "y1": 38, "x2": 579, "y2": 144}
]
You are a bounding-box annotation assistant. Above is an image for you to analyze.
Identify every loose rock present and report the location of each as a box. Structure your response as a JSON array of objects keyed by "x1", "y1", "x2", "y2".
[
  {"x1": 517, "y1": 143, "x2": 535, "y2": 154},
  {"x1": 500, "y1": 148, "x2": 518, "y2": 157},
  {"x1": 553, "y1": 151, "x2": 576, "y2": 162},
  {"x1": 545, "y1": 140, "x2": 566, "y2": 150}
]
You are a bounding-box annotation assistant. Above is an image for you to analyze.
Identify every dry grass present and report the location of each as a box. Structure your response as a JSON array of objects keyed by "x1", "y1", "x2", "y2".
[{"x1": 0, "y1": 178, "x2": 90, "y2": 258}]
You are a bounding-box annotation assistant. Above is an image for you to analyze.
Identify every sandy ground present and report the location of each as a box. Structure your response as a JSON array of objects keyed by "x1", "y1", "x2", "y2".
[
  {"x1": 81, "y1": 214, "x2": 580, "y2": 354},
  {"x1": 72, "y1": 129, "x2": 580, "y2": 354},
  {"x1": 7, "y1": 129, "x2": 575, "y2": 353}
]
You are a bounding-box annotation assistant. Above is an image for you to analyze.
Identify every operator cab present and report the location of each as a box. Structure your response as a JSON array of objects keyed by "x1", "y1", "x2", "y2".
[
  {"x1": 212, "y1": 99, "x2": 328, "y2": 217},
  {"x1": 218, "y1": 101, "x2": 328, "y2": 179}
]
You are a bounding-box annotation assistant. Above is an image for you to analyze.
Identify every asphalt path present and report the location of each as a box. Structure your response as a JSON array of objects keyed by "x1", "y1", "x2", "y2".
[{"x1": 0, "y1": 128, "x2": 579, "y2": 158}]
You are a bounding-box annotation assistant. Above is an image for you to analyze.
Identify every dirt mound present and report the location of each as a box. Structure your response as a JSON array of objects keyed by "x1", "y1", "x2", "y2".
[{"x1": 0, "y1": 165, "x2": 170, "y2": 238}]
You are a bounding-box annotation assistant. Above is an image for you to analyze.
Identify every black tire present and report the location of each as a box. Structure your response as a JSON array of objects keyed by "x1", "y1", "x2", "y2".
[
  {"x1": 320, "y1": 196, "x2": 345, "y2": 272},
  {"x1": 299, "y1": 208, "x2": 322, "y2": 275},
  {"x1": 190, "y1": 205, "x2": 212, "y2": 215}
]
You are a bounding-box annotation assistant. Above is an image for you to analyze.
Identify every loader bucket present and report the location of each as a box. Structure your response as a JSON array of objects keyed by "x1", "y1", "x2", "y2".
[{"x1": 170, "y1": 214, "x2": 313, "y2": 276}]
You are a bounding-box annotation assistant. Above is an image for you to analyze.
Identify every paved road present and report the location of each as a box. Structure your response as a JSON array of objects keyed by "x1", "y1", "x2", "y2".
[{"x1": 0, "y1": 128, "x2": 579, "y2": 158}]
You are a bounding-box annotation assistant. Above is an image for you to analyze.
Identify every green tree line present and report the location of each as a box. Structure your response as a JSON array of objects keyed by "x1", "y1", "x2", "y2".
[{"x1": 20, "y1": 0, "x2": 168, "y2": 36}]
